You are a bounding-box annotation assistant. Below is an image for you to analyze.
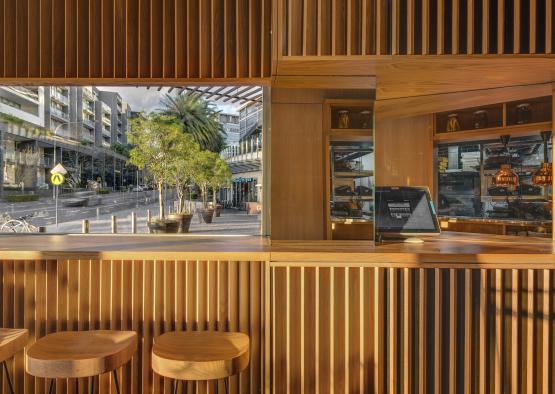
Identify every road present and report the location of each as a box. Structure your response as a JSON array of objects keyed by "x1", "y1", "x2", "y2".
[
  {"x1": 0, "y1": 191, "x2": 261, "y2": 235},
  {"x1": 0, "y1": 190, "x2": 158, "y2": 227}
]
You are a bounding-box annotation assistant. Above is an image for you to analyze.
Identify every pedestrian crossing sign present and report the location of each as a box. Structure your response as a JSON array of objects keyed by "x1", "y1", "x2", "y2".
[{"x1": 51, "y1": 173, "x2": 65, "y2": 186}]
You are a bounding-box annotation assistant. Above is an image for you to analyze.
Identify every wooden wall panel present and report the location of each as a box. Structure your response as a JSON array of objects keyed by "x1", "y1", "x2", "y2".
[
  {"x1": 271, "y1": 264, "x2": 555, "y2": 394},
  {"x1": 277, "y1": 0, "x2": 555, "y2": 56},
  {"x1": 270, "y1": 99, "x2": 325, "y2": 240},
  {"x1": 0, "y1": 0, "x2": 271, "y2": 81},
  {"x1": 374, "y1": 114, "x2": 434, "y2": 194},
  {"x1": 0, "y1": 259, "x2": 264, "y2": 394}
]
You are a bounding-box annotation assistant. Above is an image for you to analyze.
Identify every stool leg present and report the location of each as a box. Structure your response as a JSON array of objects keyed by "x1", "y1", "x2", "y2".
[
  {"x1": 2, "y1": 361, "x2": 15, "y2": 394},
  {"x1": 112, "y1": 370, "x2": 121, "y2": 394},
  {"x1": 172, "y1": 380, "x2": 178, "y2": 394},
  {"x1": 224, "y1": 378, "x2": 229, "y2": 393},
  {"x1": 48, "y1": 379, "x2": 55, "y2": 394},
  {"x1": 215, "y1": 379, "x2": 218, "y2": 394},
  {"x1": 89, "y1": 376, "x2": 95, "y2": 394}
]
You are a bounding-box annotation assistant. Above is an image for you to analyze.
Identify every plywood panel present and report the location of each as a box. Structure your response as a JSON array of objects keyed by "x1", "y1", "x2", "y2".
[
  {"x1": 270, "y1": 91, "x2": 325, "y2": 240},
  {"x1": 374, "y1": 114, "x2": 434, "y2": 193}
]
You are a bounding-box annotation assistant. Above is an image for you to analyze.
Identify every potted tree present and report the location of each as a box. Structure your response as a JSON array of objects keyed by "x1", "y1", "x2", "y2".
[
  {"x1": 167, "y1": 133, "x2": 200, "y2": 233},
  {"x1": 192, "y1": 150, "x2": 219, "y2": 223},
  {"x1": 128, "y1": 114, "x2": 182, "y2": 233},
  {"x1": 210, "y1": 157, "x2": 232, "y2": 217}
]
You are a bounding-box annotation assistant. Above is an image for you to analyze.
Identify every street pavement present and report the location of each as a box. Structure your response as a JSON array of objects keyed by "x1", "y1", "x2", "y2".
[{"x1": 0, "y1": 191, "x2": 261, "y2": 234}]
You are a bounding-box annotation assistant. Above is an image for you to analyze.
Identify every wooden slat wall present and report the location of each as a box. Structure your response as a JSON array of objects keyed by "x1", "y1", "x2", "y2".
[
  {"x1": 278, "y1": 0, "x2": 555, "y2": 56},
  {"x1": 271, "y1": 265, "x2": 555, "y2": 394},
  {"x1": 0, "y1": 259, "x2": 264, "y2": 394},
  {"x1": 0, "y1": 0, "x2": 271, "y2": 80}
]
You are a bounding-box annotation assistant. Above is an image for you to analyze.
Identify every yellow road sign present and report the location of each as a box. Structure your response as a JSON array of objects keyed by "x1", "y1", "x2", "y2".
[{"x1": 51, "y1": 173, "x2": 65, "y2": 186}]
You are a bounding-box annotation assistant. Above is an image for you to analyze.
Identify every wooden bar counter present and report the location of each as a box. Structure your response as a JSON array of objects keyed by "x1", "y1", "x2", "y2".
[{"x1": 0, "y1": 233, "x2": 553, "y2": 393}]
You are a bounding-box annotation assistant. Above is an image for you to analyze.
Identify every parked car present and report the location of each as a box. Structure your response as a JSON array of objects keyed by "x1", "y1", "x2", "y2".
[{"x1": 62, "y1": 191, "x2": 102, "y2": 207}]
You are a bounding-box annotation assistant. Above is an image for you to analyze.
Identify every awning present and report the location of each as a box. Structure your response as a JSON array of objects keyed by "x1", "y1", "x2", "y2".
[{"x1": 147, "y1": 86, "x2": 263, "y2": 106}]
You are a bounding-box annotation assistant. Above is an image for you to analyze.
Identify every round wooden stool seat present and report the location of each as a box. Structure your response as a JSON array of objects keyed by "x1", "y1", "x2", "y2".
[
  {"x1": 0, "y1": 328, "x2": 28, "y2": 362},
  {"x1": 152, "y1": 331, "x2": 250, "y2": 381},
  {"x1": 25, "y1": 330, "x2": 137, "y2": 379}
]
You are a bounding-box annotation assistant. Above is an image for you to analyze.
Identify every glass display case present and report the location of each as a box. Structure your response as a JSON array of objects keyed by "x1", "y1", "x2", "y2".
[
  {"x1": 437, "y1": 134, "x2": 552, "y2": 224},
  {"x1": 325, "y1": 100, "x2": 374, "y2": 240}
]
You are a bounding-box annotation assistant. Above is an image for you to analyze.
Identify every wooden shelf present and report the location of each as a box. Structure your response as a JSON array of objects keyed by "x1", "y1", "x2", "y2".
[
  {"x1": 333, "y1": 170, "x2": 374, "y2": 178},
  {"x1": 434, "y1": 121, "x2": 552, "y2": 143},
  {"x1": 481, "y1": 195, "x2": 547, "y2": 202},
  {"x1": 330, "y1": 128, "x2": 373, "y2": 133},
  {"x1": 333, "y1": 195, "x2": 373, "y2": 202}
]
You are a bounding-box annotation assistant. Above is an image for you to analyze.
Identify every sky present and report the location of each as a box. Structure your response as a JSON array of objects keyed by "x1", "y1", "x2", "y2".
[{"x1": 97, "y1": 86, "x2": 241, "y2": 114}]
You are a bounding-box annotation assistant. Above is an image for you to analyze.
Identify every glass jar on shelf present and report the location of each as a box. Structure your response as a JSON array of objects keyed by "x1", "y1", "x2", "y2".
[{"x1": 338, "y1": 110, "x2": 350, "y2": 129}]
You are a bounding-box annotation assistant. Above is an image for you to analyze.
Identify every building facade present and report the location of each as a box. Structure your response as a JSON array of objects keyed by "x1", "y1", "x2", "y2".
[
  {"x1": 221, "y1": 101, "x2": 262, "y2": 210},
  {"x1": 0, "y1": 86, "x2": 132, "y2": 193}
]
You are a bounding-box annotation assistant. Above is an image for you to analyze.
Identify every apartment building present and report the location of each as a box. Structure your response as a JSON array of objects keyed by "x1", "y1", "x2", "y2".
[
  {"x1": 220, "y1": 101, "x2": 262, "y2": 209},
  {"x1": 0, "y1": 86, "x2": 132, "y2": 192},
  {"x1": 219, "y1": 113, "x2": 240, "y2": 145}
]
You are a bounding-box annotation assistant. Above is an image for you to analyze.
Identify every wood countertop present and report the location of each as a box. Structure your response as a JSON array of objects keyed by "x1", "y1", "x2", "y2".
[{"x1": 0, "y1": 232, "x2": 553, "y2": 267}]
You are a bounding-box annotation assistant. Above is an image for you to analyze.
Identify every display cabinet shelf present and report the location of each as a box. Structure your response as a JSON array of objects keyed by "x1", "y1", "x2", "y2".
[{"x1": 325, "y1": 99, "x2": 374, "y2": 241}]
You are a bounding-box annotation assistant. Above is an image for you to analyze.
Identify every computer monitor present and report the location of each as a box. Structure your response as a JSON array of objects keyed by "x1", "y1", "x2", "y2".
[{"x1": 375, "y1": 186, "x2": 440, "y2": 241}]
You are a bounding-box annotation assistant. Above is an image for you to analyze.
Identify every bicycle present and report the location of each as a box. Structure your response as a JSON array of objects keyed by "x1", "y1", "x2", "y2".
[{"x1": 0, "y1": 213, "x2": 39, "y2": 233}]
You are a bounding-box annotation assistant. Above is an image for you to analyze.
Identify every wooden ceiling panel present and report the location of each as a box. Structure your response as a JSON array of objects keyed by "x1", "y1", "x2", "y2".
[{"x1": 0, "y1": 0, "x2": 272, "y2": 82}]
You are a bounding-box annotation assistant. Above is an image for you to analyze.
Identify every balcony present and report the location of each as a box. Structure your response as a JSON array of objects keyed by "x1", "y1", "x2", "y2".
[
  {"x1": 102, "y1": 127, "x2": 111, "y2": 136},
  {"x1": 83, "y1": 103, "x2": 95, "y2": 114},
  {"x1": 50, "y1": 90, "x2": 69, "y2": 105},
  {"x1": 83, "y1": 118, "x2": 95, "y2": 129},
  {"x1": 3, "y1": 87, "x2": 39, "y2": 103},
  {"x1": 102, "y1": 140, "x2": 111, "y2": 148},
  {"x1": 102, "y1": 115, "x2": 111, "y2": 126},
  {"x1": 50, "y1": 107, "x2": 70, "y2": 121},
  {"x1": 3, "y1": 150, "x2": 41, "y2": 166},
  {"x1": 81, "y1": 130, "x2": 95, "y2": 143}
]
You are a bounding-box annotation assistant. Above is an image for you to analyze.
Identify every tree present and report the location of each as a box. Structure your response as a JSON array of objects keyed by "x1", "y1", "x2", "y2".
[
  {"x1": 127, "y1": 114, "x2": 184, "y2": 219},
  {"x1": 192, "y1": 150, "x2": 219, "y2": 208},
  {"x1": 159, "y1": 92, "x2": 226, "y2": 152},
  {"x1": 170, "y1": 133, "x2": 201, "y2": 213},
  {"x1": 210, "y1": 157, "x2": 232, "y2": 206}
]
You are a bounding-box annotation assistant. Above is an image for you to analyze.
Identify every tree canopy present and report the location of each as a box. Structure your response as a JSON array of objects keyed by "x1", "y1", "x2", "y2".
[{"x1": 159, "y1": 92, "x2": 226, "y2": 152}]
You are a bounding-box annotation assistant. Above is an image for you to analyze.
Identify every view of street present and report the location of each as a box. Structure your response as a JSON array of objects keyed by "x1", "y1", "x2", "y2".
[{"x1": 0, "y1": 191, "x2": 261, "y2": 234}]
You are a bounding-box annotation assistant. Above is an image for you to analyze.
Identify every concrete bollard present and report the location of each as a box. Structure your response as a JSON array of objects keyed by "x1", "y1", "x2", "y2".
[
  {"x1": 111, "y1": 215, "x2": 117, "y2": 234},
  {"x1": 82, "y1": 219, "x2": 90, "y2": 234},
  {"x1": 131, "y1": 212, "x2": 137, "y2": 234},
  {"x1": 96, "y1": 207, "x2": 100, "y2": 219},
  {"x1": 147, "y1": 209, "x2": 151, "y2": 224}
]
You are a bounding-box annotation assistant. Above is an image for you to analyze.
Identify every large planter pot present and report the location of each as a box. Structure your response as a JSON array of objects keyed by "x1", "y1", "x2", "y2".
[
  {"x1": 168, "y1": 213, "x2": 193, "y2": 233},
  {"x1": 164, "y1": 219, "x2": 180, "y2": 233},
  {"x1": 201, "y1": 208, "x2": 215, "y2": 224},
  {"x1": 148, "y1": 219, "x2": 180, "y2": 233},
  {"x1": 147, "y1": 219, "x2": 166, "y2": 234}
]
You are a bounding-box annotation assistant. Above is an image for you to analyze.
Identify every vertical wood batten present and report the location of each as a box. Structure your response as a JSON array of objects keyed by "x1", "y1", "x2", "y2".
[{"x1": 1, "y1": 259, "x2": 263, "y2": 394}]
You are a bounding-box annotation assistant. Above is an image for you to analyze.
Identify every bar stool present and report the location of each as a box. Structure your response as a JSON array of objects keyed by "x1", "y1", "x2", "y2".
[
  {"x1": 152, "y1": 331, "x2": 250, "y2": 393},
  {"x1": 25, "y1": 330, "x2": 137, "y2": 394},
  {"x1": 0, "y1": 328, "x2": 28, "y2": 394}
]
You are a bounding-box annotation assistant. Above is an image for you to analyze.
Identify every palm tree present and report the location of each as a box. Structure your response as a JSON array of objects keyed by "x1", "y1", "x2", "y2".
[{"x1": 159, "y1": 92, "x2": 226, "y2": 152}]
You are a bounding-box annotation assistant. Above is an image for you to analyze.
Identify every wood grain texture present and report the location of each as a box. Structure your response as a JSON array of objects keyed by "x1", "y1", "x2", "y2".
[
  {"x1": 276, "y1": 0, "x2": 553, "y2": 56},
  {"x1": 0, "y1": 328, "x2": 27, "y2": 362},
  {"x1": 0, "y1": 259, "x2": 264, "y2": 393},
  {"x1": 270, "y1": 264, "x2": 555, "y2": 394},
  {"x1": 374, "y1": 114, "x2": 434, "y2": 194},
  {"x1": 152, "y1": 331, "x2": 250, "y2": 380},
  {"x1": 25, "y1": 330, "x2": 137, "y2": 378},
  {"x1": 0, "y1": 0, "x2": 271, "y2": 80}
]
